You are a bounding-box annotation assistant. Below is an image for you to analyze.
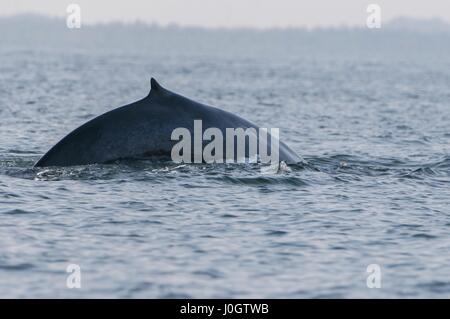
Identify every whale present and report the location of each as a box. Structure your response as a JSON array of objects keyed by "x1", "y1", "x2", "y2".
[{"x1": 34, "y1": 78, "x2": 302, "y2": 167}]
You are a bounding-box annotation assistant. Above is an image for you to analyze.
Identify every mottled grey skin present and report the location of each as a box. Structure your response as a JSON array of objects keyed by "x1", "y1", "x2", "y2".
[{"x1": 34, "y1": 78, "x2": 302, "y2": 167}]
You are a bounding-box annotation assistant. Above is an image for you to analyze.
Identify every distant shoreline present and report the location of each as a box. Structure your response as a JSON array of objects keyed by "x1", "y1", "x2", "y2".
[{"x1": 1, "y1": 13, "x2": 450, "y2": 33}]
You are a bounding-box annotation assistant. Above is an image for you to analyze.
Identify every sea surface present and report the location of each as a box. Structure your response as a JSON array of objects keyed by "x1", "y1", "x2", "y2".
[{"x1": 1, "y1": 28, "x2": 450, "y2": 298}]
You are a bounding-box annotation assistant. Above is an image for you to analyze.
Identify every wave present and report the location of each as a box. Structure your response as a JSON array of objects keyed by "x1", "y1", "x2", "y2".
[{"x1": 0, "y1": 153, "x2": 448, "y2": 186}]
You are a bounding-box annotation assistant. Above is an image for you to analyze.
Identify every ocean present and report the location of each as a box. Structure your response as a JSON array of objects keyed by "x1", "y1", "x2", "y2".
[{"x1": 0, "y1": 16, "x2": 449, "y2": 298}]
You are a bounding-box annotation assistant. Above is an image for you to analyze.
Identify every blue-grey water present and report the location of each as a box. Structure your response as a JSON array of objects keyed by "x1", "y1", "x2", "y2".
[{"x1": 1, "y1": 18, "x2": 450, "y2": 298}]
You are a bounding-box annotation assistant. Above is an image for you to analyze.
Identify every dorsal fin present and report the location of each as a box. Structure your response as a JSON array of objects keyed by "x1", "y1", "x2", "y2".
[
  {"x1": 148, "y1": 77, "x2": 169, "y2": 98},
  {"x1": 147, "y1": 77, "x2": 174, "y2": 99},
  {"x1": 150, "y1": 77, "x2": 162, "y2": 91}
]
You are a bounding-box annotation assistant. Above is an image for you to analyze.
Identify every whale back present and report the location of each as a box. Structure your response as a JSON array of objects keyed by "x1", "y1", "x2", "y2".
[{"x1": 34, "y1": 79, "x2": 301, "y2": 167}]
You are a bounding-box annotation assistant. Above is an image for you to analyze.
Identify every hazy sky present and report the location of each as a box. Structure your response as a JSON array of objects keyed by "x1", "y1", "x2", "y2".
[{"x1": 1, "y1": 0, "x2": 450, "y2": 28}]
